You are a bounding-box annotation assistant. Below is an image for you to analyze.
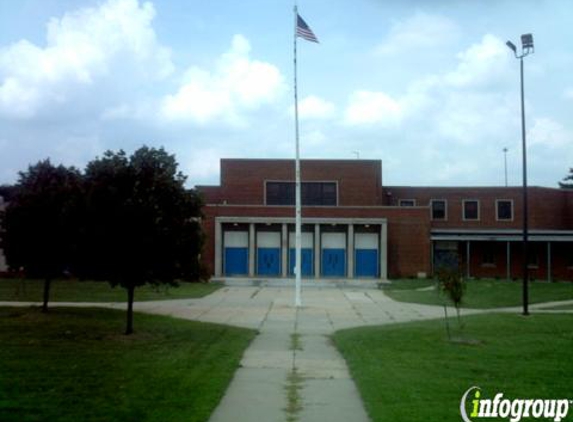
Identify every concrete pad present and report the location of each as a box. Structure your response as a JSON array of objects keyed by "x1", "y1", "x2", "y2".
[
  {"x1": 300, "y1": 378, "x2": 370, "y2": 422},
  {"x1": 207, "y1": 367, "x2": 289, "y2": 422}
]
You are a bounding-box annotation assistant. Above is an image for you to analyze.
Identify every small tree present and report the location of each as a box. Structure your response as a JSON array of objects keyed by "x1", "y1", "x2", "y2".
[
  {"x1": 80, "y1": 147, "x2": 203, "y2": 334},
  {"x1": 559, "y1": 168, "x2": 573, "y2": 189},
  {"x1": 435, "y1": 267, "x2": 466, "y2": 340},
  {"x1": 0, "y1": 161, "x2": 83, "y2": 312}
]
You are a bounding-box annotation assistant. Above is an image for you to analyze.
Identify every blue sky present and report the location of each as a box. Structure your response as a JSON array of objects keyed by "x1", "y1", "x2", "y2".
[{"x1": 0, "y1": 0, "x2": 571, "y2": 188}]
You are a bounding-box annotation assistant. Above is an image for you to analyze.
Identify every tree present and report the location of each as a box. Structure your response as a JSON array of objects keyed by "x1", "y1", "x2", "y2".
[
  {"x1": 435, "y1": 266, "x2": 466, "y2": 341},
  {"x1": 80, "y1": 147, "x2": 203, "y2": 334},
  {"x1": 0, "y1": 161, "x2": 83, "y2": 312},
  {"x1": 559, "y1": 168, "x2": 573, "y2": 189}
]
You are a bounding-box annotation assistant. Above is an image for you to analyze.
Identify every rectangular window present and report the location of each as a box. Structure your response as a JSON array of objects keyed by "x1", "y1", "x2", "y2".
[
  {"x1": 463, "y1": 200, "x2": 479, "y2": 221},
  {"x1": 496, "y1": 200, "x2": 513, "y2": 221},
  {"x1": 399, "y1": 199, "x2": 416, "y2": 207},
  {"x1": 431, "y1": 200, "x2": 447, "y2": 220},
  {"x1": 266, "y1": 181, "x2": 337, "y2": 206},
  {"x1": 482, "y1": 244, "x2": 495, "y2": 266}
]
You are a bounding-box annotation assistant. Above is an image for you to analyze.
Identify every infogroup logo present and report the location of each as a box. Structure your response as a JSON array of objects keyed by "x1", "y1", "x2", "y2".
[{"x1": 460, "y1": 386, "x2": 571, "y2": 422}]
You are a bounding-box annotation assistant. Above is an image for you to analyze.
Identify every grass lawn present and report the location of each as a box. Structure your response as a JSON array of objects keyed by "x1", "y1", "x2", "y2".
[
  {"x1": 333, "y1": 313, "x2": 573, "y2": 422},
  {"x1": 0, "y1": 279, "x2": 221, "y2": 302},
  {"x1": 0, "y1": 307, "x2": 256, "y2": 422},
  {"x1": 383, "y1": 278, "x2": 573, "y2": 308}
]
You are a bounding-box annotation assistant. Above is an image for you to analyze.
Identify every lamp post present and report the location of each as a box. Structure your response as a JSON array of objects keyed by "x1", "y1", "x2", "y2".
[
  {"x1": 503, "y1": 147, "x2": 508, "y2": 187},
  {"x1": 506, "y1": 34, "x2": 534, "y2": 316}
]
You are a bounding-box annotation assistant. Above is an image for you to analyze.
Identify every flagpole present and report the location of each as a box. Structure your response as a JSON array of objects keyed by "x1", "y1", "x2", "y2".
[{"x1": 293, "y1": 3, "x2": 302, "y2": 307}]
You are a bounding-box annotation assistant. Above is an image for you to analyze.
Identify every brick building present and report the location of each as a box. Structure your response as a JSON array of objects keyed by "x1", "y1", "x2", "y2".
[{"x1": 198, "y1": 159, "x2": 573, "y2": 282}]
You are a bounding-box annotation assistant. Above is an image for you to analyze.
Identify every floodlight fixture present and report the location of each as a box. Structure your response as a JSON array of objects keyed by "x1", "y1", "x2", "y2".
[
  {"x1": 506, "y1": 33, "x2": 534, "y2": 58},
  {"x1": 521, "y1": 33, "x2": 534, "y2": 53}
]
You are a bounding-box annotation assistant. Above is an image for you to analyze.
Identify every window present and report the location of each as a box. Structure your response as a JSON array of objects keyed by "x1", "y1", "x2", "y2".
[
  {"x1": 496, "y1": 200, "x2": 513, "y2": 221},
  {"x1": 266, "y1": 181, "x2": 337, "y2": 206},
  {"x1": 431, "y1": 200, "x2": 447, "y2": 220},
  {"x1": 463, "y1": 200, "x2": 479, "y2": 220},
  {"x1": 481, "y1": 244, "x2": 495, "y2": 266},
  {"x1": 399, "y1": 199, "x2": 416, "y2": 207}
]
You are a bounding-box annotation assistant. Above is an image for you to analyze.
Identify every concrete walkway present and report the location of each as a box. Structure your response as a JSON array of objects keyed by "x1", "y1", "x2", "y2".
[
  {"x1": 3, "y1": 287, "x2": 571, "y2": 422},
  {"x1": 131, "y1": 287, "x2": 475, "y2": 422}
]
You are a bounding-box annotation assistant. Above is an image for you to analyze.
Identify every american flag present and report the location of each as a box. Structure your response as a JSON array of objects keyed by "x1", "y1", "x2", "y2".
[{"x1": 296, "y1": 14, "x2": 319, "y2": 43}]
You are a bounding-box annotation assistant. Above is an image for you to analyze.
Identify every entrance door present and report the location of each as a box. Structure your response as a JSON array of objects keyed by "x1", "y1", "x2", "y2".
[
  {"x1": 321, "y1": 232, "x2": 346, "y2": 277},
  {"x1": 289, "y1": 231, "x2": 314, "y2": 276},
  {"x1": 256, "y1": 231, "x2": 281, "y2": 276},
  {"x1": 355, "y1": 233, "x2": 379, "y2": 277},
  {"x1": 224, "y1": 231, "x2": 249, "y2": 276}
]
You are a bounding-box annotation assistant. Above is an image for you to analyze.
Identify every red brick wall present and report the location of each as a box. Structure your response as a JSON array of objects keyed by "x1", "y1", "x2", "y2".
[
  {"x1": 201, "y1": 204, "x2": 431, "y2": 278},
  {"x1": 383, "y1": 186, "x2": 571, "y2": 230},
  {"x1": 200, "y1": 159, "x2": 382, "y2": 206}
]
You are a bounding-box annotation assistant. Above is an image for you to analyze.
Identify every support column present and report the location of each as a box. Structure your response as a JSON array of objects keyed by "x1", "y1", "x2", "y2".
[
  {"x1": 547, "y1": 241, "x2": 552, "y2": 282},
  {"x1": 314, "y1": 224, "x2": 320, "y2": 278},
  {"x1": 466, "y1": 241, "x2": 471, "y2": 279},
  {"x1": 506, "y1": 241, "x2": 511, "y2": 281},
  {"x1": 380, "y1": 222, "x2": 388, "y2": 280},
  {"x1": 347, "y1": 224, "x2": 354, "y2": 278},
  {"x1": 281, "y1": 223, "x2": 288, "y2": 278},
  {"x1": 215, "y1": 220, "x2": 222, "y2": 277},
  {"x1": 248, "y1": 223, "x2": 255, "y2": 277}
]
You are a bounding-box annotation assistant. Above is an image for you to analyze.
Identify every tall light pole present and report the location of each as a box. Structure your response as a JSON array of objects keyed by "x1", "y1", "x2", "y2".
[
  {"x1": 506, "y1": 33, "x2": 534, "y2": 316},
  {"x1": 503, "y1": 147, "x2": 508, "y2": 187}
]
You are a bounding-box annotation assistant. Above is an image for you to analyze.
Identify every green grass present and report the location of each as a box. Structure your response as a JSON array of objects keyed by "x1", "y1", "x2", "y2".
[
  {"x1": 0, "y1": 307, "x2": 256, "y2": 422},
  {"x1": 333, "y1": 313, "x2": 573, "y2": 422},
  {"x1": 383, "y1": 279, "x2": 573, "y2": 308},
  {"x1": 0, "y1": 279, "x2": 221, "y2": 302}
]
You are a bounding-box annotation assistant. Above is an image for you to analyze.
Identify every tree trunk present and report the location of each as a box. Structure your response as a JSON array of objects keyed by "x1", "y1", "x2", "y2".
[
  {"x1": 125, "y1": 285, "x2": 135, "y2": 335},
  {"x1": 42, "y1": 277, "x2": 52, "y2": 313},
  {"x1": 443, "y1": 304, "x2": 451, "y2": 341}
]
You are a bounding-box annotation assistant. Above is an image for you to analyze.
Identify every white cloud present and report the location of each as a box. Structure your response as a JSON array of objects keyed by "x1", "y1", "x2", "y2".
[
  {"x1": 376, "y1": 12, "x2": 459, "y2": 55},
  {"x1": 528, "y1": 117, "x2": 573, "y2": 148},
  {"x1": 296, "y1": 95, "x2": 335, "y2": 120},
  {"x1": 343, "y1": 34, "x2": 517, "y2": 145},
  {"x1": 344, "y1": 90, "x2": 403, "y2": 126},
  {"x1": 160, "y1": 34, "x2": 285, "y2": 126},
  {"x1": 0, "y1": 0, "x2": 173, "y2": 119},
  {"x1": 444, "y1": 34, "x2": 511, "y2": 88}
]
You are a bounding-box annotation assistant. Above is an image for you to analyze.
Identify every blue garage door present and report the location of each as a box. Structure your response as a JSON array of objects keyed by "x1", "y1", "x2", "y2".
[
  {"x1": 355, "y1": 233, "x2": 379, "y2": 277},
  {"x1": 289, "y1": 231, "x2": 314, "y2": 276},
  {"x1": 257, "y1": 232, "x2": 281, "y2": 276},
  {"x1": 224, "y1": 231, "x2": 249, "y2": 276},
  {"x1": 321, "y1": 232, "x2": 346, "y2": 277}
]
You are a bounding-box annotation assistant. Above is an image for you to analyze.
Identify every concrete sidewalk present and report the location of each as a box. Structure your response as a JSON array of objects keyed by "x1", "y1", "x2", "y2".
[{"x1": 131, "y1": 287, "x2": 467, "y2": 422}]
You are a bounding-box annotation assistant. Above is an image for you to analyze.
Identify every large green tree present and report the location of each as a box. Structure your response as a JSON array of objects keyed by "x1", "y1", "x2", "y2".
[
  {"x1": 559, "y1": 168, "x2": 573, "y2": 189},
  {"x1": 80, "y1": 146, "x2": 203, "y2": 334},
  {"x1": 0, "y1": 161, "x2": 83, "y2": 312}
]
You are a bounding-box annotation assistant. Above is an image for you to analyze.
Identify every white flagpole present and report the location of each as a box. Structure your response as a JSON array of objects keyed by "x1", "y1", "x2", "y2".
[{"x1": 293, "y1": 3, "x2": 302, "y2": 307}]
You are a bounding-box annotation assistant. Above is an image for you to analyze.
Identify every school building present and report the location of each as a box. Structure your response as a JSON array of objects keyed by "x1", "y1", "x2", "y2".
[{"x1": 197, "y1": 159, "x2": 573, "y2": 282}]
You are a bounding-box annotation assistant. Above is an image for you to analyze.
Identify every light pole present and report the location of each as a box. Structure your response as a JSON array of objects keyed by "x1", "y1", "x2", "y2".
[
  {"x1": 503, "y1": 147, "x2": 508, "y2": 187},
  {"x1": 506, "y1": 34, "x2": 534, "y2": 316}
]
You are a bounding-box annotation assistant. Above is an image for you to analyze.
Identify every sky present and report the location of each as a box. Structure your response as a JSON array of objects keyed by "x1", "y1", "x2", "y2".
[{"x1": 0, "y1": 0, "x2": 572, "y2": 189}]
